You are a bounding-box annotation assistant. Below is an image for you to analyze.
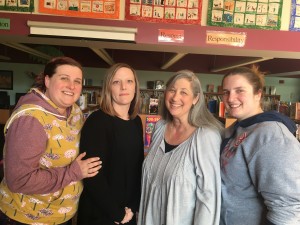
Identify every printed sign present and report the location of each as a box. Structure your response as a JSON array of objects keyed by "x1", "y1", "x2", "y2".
[
  {"x1": 0, "y1": 18, "x2": 10, "y2": 30},
  {"x1": 0, "y1": 0, "x2": 34, "y2": 12},
  {"x1": 289, "y1": 0, "x2": 300, "y2": 31},
  {"x1": 207, "y1": 0, "x2": 282, "y2": 30},
  {"x1": 125, "y1": 0, "x2": 202, "y2": 24},
  {"x1": 206, "y1": 31, "x2": 247, "y2": 47},
  {"x1": 158, "y1": 29, "x2": 184, "y2": 43},
  {"x1": 144, "y1": 115, "x2": 161, "y2": 149},
  {"x1": 39, "y1": 0, "x2": 120, "y2": 19}
]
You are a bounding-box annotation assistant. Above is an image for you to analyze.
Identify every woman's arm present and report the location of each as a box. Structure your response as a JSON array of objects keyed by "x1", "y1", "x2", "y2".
[
  {"x1": 193, "y1": 128, "x2": 222, "y2": 225},
  {"x1": 250, "y1": 134, "x2": 300, "y2": 225},
  {"x1": 80, "y1": 111, "x2": 125, "y2": 222},
  {"x1": 4, "y1": 116, "x2": 96, "y2": 194},
  {"x1": 128, "y1": 116, "x2": 144, "y2": 213}
]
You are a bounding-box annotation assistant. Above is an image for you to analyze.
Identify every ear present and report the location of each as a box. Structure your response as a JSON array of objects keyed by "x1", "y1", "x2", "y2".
[
  {"x1": 255, "y1": 89, "x2": 263, "y2": 101},
  {"x1": 45, "y1": 75, "x2": 50, "y2": 89},
  {"x1": 193, "y1": 93, "x2": 200, "y2": 105}
]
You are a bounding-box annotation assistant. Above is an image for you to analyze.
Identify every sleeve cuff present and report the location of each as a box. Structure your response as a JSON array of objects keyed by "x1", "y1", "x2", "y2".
[
  {"x1": 70, "y1": 160, "x2": 84, "y2": 181},
  {"x1": 266, "y1": 218, "x2": 276, "y2": 225}
]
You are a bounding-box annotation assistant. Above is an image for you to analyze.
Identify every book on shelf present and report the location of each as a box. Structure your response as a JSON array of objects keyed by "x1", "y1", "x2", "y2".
[{"x1": 144, "y1": 115, "x2": 161, "y2": 150}]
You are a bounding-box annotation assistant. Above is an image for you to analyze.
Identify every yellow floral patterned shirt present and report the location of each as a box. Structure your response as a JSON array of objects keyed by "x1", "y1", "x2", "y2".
[{"x1": 0, "y1": 89, "x2": 84, "y2": 225}]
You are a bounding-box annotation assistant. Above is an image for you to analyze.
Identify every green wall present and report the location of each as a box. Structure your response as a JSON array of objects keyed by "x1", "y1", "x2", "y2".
[{"x1": 1, "y1": 62, "x2": 299, "y2": 105}]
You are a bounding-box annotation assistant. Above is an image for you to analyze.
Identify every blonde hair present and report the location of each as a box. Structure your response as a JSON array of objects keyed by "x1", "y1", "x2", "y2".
[{"x1": 100, "y1": 63, "x2": 140, "y2": 119}]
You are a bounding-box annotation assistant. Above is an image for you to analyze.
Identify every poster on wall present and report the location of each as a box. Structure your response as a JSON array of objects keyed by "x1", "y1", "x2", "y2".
[
  {"x1": 207, "y1": 0, "x2": 282, "y2": 30},
  {"x1": 289, "y1": 0, "x2": 300, "y2": 31},
  {"x1": 125, "y1": 0, "x2": 202, "y2": 24},
  {"x1": 0, "y1": 0, "x2": 34, "y2": 12},
  {"x1": 144, "y1": 115, "x2": 160, "y2": 151},
  {"x1": 39, "y1": 0, "x2": 120, "y2": 19}
]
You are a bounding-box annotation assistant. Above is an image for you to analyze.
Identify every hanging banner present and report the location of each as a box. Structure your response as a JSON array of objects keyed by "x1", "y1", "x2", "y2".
[
  {"x1": 0, "y1": 0, "x2": 34, "y2": 12},
  {"x1": 207, "y1": 0, "x2": 282, "y2": 30},
  {"x1": 289, "y1": 0, "x2": 300, "y2": 31},
  {"x1": 125, "y1": 0, "x2": 202, "y2": 24},
  {"x1": 39, "y1": 0, "x2": 120, "y2": 19}
]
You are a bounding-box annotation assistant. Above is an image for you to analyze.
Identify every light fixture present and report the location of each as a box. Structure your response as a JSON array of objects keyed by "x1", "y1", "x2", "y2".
[
  {"x1": 27, "y1": 21, "x2": 137, "y2": 42},
  {"x1": 2, "y1": 43, "x2": 53, "y2": 61},
  {"x1": 90, "y1": 48, "x2": 115, "y2": 66},
  {"x1": 210, "y1": 57, "x2": 273, "y2": 72},
  {"x1": 268, "y1": 71, "x2": 300, "y2": 77},
  {"x1": 161, "y1": 53, "x2": 187, "y2": 70}
]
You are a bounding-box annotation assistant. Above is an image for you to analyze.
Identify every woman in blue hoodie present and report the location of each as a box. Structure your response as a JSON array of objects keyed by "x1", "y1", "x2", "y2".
[{"x1": 220, "y1": 66, "x2": 300, "y2": 225}]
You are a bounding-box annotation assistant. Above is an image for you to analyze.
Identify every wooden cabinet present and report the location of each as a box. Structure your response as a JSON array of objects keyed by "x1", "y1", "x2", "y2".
[{"x1": 0, "y1": 109, "x2": 10, "y2": 124}]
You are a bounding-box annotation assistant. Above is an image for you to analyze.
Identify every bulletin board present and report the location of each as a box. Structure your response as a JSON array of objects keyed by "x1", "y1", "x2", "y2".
[
  {"x1": 207, "y1": 0, "x2": 283, "y2": 30},
  {"x1": 0, "y1": 0, "x2": 34, "y2": 12},
  {"x1": 39, "y1": 0, "x2": 120, "y2": 19},
  {"x1": 125, "y1": 0, "x2": 202, "y2": 24},
  {"x1": 0, "y1": 70, "x2": 13, "y2": 90},
  {"x1": 289, "y1": 0, "x2": 300, "y2": 31}
]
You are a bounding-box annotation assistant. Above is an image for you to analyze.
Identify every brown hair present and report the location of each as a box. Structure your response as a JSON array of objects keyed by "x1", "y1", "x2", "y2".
[
  {"x1": 100, "y1": 63, "x2": 140, "y2": 119},
  {"x1": 222, "y1": 66, "x2": 265, "y2": 107},
  {"x1": 33, "y1": 56, "x2": 83, "y2": 92},
  {"x1": 222, "y1": 66, "x2": 265, "y2": 95}
]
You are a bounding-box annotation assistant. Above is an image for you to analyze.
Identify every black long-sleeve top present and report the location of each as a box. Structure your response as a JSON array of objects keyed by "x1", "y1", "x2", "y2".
[{"x1": 77, "y1": 109, "x2": 144, "y2": 225}]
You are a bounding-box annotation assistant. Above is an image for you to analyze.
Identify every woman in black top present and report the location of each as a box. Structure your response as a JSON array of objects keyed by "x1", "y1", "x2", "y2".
[{"x1": 77, "y1": 63, "x2": 144, "y2": 225}]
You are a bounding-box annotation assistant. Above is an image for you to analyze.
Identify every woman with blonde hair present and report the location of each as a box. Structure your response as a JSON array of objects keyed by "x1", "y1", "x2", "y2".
[{"x1": 77, "y1": 63, "x2": 144, "y2": 225}]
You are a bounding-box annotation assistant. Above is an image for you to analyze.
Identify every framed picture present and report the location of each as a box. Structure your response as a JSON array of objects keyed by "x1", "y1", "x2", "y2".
[
  {"x1": 0, "y1": 70, "x2": 13, "y2": 90},
  {"x1": 154, "y1": 80, "x2": 164, "y2": 90},
  {"x1": 206, "y1": 84, "x2": 214, "y2": 92}
]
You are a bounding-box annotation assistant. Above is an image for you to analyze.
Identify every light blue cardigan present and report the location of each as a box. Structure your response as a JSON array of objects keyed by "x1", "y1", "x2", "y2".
[{"x1": 138, "y1": 119, "x2": 222, "y2": 225}]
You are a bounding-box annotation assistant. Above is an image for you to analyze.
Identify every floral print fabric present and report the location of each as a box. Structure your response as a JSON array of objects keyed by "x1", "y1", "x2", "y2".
[{"x1": 0, "y1": 92, "x2": 84, "y2": 225}]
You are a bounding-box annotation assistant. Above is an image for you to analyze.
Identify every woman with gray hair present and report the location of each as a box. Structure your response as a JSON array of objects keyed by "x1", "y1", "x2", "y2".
[{"x1": 138, "y1": 70, "x2": 223, "y2": 225}]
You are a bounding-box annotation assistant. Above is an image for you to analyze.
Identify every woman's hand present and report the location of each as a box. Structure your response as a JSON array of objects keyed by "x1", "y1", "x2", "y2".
[
  {"x1": 76, "y1": 152, "x2": 102, "y2": 178},
  {"x1": 121, "y1": 207, "x2": 134, "y2": 224},
  {"x1": 114, "y1": 207, "x2": 134, "y2": 224}
]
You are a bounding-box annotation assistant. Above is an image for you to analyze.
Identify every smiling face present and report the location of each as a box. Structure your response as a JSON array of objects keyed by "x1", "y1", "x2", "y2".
[
  {"x1": 222, "y1": 74, "x2": 263, "y2": 121},
  {"x1": 165, "y1": 78, "x2": 199, "y2": 121},
  {"x1": 111, "y1": 67, "x2": 136, "y2": 109},
  {"x1": 45, "y1": 64, "x2": 82, "y2": 114}
]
